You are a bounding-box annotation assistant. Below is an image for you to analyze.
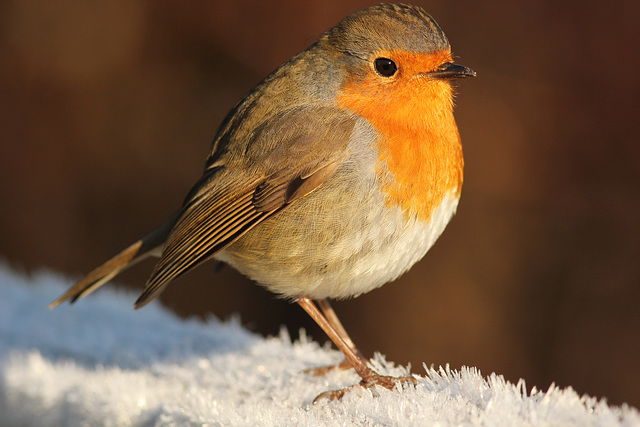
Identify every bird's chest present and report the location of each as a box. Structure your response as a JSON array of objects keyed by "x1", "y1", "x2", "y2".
[{"x1": 373, "y1": 121, "x2": 463, "y2": 225}]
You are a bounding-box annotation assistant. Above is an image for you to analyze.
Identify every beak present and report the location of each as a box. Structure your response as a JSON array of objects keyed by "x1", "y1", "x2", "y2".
[{"x1": 428, "y1": 62, "x2": 476, "y2": 80}]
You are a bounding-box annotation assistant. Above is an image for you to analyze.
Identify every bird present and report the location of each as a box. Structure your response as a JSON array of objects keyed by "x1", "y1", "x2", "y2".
[{"x1": 50, "y1": 3, "x2": 475, "y2": 401}]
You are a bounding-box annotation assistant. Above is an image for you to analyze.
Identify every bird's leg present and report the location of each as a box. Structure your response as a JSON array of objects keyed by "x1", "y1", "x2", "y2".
[
  {"x1": 305, "y1": 299, "x2": 364, "y2": 376},
  {"x1": 297, "y1": 298, "x2": 371, "y2": 379},
  {"x1": 297, "y1": 297, "x2": 416, "y2": 402},
  {"x1": 317, "y1": 299, "x2": 359, "y2": 353}
]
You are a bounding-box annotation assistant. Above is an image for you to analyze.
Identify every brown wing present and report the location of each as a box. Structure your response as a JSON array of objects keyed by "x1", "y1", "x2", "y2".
[{"x1": 134, "y1": 106, "x2": 355, "y2": 307}]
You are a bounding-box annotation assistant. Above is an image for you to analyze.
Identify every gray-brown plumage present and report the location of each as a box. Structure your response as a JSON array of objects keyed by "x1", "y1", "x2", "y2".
[{"x1": 50, "y1": 4, "x2": 474, "y2": 401}]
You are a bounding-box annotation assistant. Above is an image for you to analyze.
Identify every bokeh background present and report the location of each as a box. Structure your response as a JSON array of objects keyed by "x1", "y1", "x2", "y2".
[{"x1": 1, "y1": 0, "x2": 639, "y2": 408}]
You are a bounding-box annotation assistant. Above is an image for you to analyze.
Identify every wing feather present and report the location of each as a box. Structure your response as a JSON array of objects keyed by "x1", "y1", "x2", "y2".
[
  {"x1": 134, "y1": 106, "x2": 356, "y2": 308},
  {"x1": 135, "y1": 188, "x2": 268, "y2": 307}
]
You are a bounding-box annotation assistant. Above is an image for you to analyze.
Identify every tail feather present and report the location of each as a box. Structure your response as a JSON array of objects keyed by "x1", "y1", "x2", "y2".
[{"x1": 49, "y1": 211, "x2": 180, "y2": 309}]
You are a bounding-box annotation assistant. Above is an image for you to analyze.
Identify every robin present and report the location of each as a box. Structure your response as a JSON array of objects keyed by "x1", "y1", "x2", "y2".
[{"x1": 51, "y1": 3, "x2": 475, "y2": 401}]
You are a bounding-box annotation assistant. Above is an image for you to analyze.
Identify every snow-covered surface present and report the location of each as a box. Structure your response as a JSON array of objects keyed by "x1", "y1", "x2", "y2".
[{"x1": 0, "y1": 264, "x2": 638, "y2": 426}]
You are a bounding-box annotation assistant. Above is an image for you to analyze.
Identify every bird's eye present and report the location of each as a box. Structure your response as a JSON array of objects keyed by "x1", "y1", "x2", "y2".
[{"x1": 374, "y1": 58, "x2": 397, "y2": 77}]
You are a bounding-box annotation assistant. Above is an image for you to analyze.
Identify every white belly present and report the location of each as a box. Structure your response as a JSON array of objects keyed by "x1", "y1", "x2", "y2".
[{"x1": 216, "y1": 180, "x2": 459, "y2": 300}]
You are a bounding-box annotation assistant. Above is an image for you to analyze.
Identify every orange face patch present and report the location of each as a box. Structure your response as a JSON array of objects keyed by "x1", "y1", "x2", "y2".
[{"x1": 337, "y1": 49, "x2": 464, "y2": 222}]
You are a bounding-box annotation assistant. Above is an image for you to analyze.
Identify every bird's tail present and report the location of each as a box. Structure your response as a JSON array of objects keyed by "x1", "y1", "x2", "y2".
[{"x1": 49, "y1": 211, "x2": 180, "y2": 309}]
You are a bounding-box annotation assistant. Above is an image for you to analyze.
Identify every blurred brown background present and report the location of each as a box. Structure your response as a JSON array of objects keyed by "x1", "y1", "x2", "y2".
[{"x1": 1, "y1": 0, "x2": 639, "y2": 408}]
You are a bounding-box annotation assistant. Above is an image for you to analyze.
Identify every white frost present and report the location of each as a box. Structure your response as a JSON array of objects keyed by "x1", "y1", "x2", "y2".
[{"x1": 0, "y1": 264, "x2": 638, "y2": 426}]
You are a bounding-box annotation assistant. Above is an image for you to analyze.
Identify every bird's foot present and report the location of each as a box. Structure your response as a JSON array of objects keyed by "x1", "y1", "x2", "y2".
[{"x1": 313, "y1": 374, "x2": 417, "y2": 403}]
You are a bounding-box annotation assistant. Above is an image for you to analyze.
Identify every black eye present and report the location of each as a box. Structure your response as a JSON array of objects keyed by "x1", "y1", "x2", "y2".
[{"x1": 374, "y1": 58, "x2": 397, "y2": 77}]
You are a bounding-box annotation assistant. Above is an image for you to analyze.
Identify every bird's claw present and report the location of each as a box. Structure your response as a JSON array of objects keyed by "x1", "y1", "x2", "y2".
[
  {"x1": 312, "y1": 374, "x2": 417, "y2": 403},
  {"x1": 304, "y1": 358, "x2": 354, "y2": 377}
]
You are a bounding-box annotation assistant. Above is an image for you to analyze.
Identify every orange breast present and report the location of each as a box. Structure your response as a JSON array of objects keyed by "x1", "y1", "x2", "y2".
[{"x1": 337, "y1": 49, "x2": 463, "y2": 222}]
